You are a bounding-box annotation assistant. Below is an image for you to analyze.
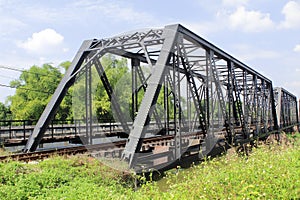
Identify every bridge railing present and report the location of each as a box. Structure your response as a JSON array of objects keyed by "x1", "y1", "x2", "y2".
[
  {"x1": 0, "y1": 118, "x2": 178, "y2": 146},
  {"x1": 0, "y1": 118, "x2": 118, "y2": 143}
]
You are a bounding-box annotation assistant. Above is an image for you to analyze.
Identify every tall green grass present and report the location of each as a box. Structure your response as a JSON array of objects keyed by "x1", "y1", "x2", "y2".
[
  {"x1": 156, "y1": 142, "x2": 300, "y2": 199},
  {"x1": 0, "y1": 135, "x2": 299, "y2": 199}
]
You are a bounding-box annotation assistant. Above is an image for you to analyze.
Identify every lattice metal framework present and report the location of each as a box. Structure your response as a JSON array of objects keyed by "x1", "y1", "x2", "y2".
[
  {"x1": 274, "y1": 87, "x2": 299, "y2": 131},
  {"x1": 23, "y1": 24, "x2": 291, "y2": 169}
]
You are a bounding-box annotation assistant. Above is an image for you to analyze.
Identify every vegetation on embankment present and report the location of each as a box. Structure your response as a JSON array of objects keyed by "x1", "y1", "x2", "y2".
[
  {"x1": 0, "y1": 147, "x2": 11, "y2": 156},
  {"x1": 0, "y1": 134, "x2": 299, "y2": 199}
]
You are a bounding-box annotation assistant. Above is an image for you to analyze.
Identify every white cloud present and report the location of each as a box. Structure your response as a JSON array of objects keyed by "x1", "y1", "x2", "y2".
[
  {"x1": 228, "y1": 6, "x2": 275, "y2": 32},
  {"x1": 294, "y1": 44, "x2": 300, "y2": 52},
  {"x1": 222, "y1": 0, "x2": 249, "y2": 7},
  {"x1": 279, "y1": 1, "x2": 300, "y2": 29},
  {"x1": 17, "y1": 29, "x2": 66, "y2": 55}
]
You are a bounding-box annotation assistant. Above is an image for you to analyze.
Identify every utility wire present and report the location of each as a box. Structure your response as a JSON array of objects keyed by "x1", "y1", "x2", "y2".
[
  {"x1": 0, "y1": 83, "x2": 73, "y2": 97},
  {"x1": 0, "y1": 83, "x2": 52, "y2": 94},
  {"x1": 0, "y1": 65, "x2": 62, "y2": 85},
  {"x1": 0, "y1": 65, "x2": 60, "y2": 78}
]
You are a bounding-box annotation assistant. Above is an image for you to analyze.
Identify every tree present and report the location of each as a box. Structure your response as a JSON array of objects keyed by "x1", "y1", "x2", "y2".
[
  {"x1": 7, "y1": 56, "x2": 174, "y2": 124},
  {"x1": 72, "y1": 54, "x2": 131, "y2": 122},
  {"x1": 0, "y1": 102, "x2": 11, "y2": 124},
  {"x1": 8, "y1": 63, "x2": 72, "y2": 122}
]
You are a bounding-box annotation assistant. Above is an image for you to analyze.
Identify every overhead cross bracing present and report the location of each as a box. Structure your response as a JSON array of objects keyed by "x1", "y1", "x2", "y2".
[{"x1": 23, "y1": 24, "x2": 298, "y2": 170}]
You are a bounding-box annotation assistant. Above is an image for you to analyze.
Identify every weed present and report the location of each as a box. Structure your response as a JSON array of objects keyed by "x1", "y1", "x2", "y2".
[{"x1": 0, "y1": 136, "x2": 299, "y2": 199}]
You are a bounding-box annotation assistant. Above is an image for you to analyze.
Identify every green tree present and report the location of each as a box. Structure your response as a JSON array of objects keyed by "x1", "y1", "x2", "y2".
[
  {"x1": 96, "y1": 54, "x2": 131, "y2": 120},
  {"x1": 8, "y1": 63, "x2": 72, "y2": 122},
  {"x1": 72, "y1": 54, "x2": 131, "y2": 122},
  {"x1": 0, "y1": 102, "x2": 11, "y2": 124}
]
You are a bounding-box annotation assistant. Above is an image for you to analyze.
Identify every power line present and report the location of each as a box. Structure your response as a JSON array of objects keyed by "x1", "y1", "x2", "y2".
[
  {"x1": 0, "y1": 83, "x2": 52, "y2": 94},
  {"x1": 0, "y1": 83, "x2": 72, "y2": 97},
  {"x1": 0, "y1": 65, "x2": 60, "y2": 78},
  {"x1": 0, "y1": 65, "x2": 62, "y2": 85},
  {"x1": 0, "y1": 73, "x2": 60, "y2": 86}
]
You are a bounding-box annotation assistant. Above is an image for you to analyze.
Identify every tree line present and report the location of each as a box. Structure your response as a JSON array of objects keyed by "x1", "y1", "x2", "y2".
[{"x1": 0, "y1": 55, "x2": 132, "y2": 123}]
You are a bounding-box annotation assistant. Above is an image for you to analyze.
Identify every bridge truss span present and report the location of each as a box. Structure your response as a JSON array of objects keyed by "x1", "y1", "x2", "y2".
[
  {"x1": 274, "y1": 87, "x2": 299, "y2": 131},
  {"x1": 23, "y1": 24, "x2": 298, "y2": 171}
]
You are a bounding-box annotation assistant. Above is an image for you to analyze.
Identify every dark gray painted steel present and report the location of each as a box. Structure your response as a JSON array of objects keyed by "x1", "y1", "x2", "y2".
[{"x1": 121, "y1": 24, "x2": 179, "y2": 166}]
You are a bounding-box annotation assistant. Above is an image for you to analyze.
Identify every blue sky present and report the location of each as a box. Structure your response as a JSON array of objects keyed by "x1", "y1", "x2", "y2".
[{"x1": 1, "y1": 0, "x2": 300, "y2": 103}]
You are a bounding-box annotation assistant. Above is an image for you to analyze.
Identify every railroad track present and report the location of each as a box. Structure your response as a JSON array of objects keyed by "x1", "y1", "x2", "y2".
[
  {"x1": 0, "y1": 127, "x2": 261, "y2": 163},
  {"x1": 0, "y1": 140, "x2": 127, "y2": 162},
  {"x1": 0, "y1": 134, "x2": 193, "y2": 162}
]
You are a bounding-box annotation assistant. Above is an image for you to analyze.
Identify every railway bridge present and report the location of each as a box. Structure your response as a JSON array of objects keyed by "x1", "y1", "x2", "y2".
[{"x1": 7, "y1": 24, "x2": 298, "y2": 171}]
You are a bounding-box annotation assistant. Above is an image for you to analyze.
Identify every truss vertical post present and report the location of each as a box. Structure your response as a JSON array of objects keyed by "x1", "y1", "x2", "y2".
[
  {"x1": 173, "y1": 52, "x2": 182, "y2": 160},
  {"x1": 164, "y1": 75, "x2": 170, "y2": 134},
  {"x1": 187, "y1": 75, "x2": 191, "y2": 131},
  {"x1": 252, "y1": 75, "x2": 259, "y2": 136},
  {"x1": 165, "y1": 71, "x2": 186, "y2": 127},
  {"x1": 206, "y1": 50, "x2": 212, "y2": 134},
  {"x1": 256, "y1": 81, "x2": 263, "y2": 136},
  {"x1": 85, "y1": 64, "x2": 93, "y2": 145},
  {"x1": 243, "y1": 71, "x2": 248, "y2": 128},
  {"x1": 227, "y1": 61, "x2": 235, "y2": 144},
  {"x1": 260, "y1": 80, "x2": 267, "y2": 134},
  {"x1": 276, "y1": 88, "x2": 282, "y2": 129},
  {"x1": 131, "y1": 58, "x2": 139, "y2": 119},
  {"x1": 205, "y1": 50, "x2": 216, "y2": 152},
  {"x1": 270, "y1": 86, "x2": 279, "y2": 136}
]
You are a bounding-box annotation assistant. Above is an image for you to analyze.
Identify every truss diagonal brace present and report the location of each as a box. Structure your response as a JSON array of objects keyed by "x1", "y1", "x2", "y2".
[
  {"x1": 179, "y1": 37, "x2": 206, "y2": 134},
  {"x1": 93, "y1": 57, "x2": 130, "y2": 133},
  {"x1": 121, "y1": 24, "x2": 179, "y2": 167},
  {"x1": 135, "y1": 64, "x2": 163, "y2": 130},
  {"x1": 23, "y1": 40, "x2": 96, "y2": 152}
]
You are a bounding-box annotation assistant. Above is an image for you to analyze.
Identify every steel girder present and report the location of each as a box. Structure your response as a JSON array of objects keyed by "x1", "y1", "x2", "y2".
[
  {"x1": 274, "y1": 87, "x2": 299, "y2": 131},
  {"x1": 23, "y1": 24, "x2": 293, "y2": 170}
]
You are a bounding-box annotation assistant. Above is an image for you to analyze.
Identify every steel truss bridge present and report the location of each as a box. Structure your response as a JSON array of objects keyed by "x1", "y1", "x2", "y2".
[{"x1": 21, "y1": 24, "x2": 299, "y2": 170}]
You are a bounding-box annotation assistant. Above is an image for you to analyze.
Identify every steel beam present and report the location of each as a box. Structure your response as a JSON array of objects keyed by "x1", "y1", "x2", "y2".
[{"x1": 121, "y1": 24, "x2": 179, "y2": 167}]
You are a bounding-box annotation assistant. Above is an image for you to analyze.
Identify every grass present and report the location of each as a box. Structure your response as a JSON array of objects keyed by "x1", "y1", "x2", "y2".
[
  {"x1": 0, "y1": 134, "x2": 299, "y2": 199},
  {"x1": 0, "y1": 155, "x2": 135, "y2": 200},
  {"x1": 157, "y1": 138, "x2": 300, "y2": 199},
  {"x1": 0, "y1": 148, "x2": 10, "y2": 156}
]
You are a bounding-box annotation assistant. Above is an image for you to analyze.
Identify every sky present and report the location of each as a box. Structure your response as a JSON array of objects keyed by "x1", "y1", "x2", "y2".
[{"x1": 1, "y1": 0, "x2": 300, "y2": 104}]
